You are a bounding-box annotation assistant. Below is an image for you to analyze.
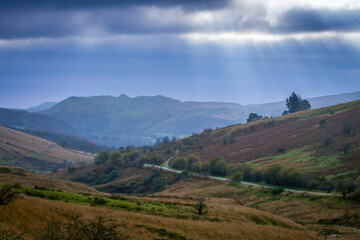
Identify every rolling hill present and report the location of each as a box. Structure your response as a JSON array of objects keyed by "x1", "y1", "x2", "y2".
[
  {"x1": 0, "y1": 126, "x2": 93, "y2": 172},
  {"x1": 26, "y1": 101, "x2": 58, "y2": 112},
  {"x1": 40, "y1": 91, "x2": 360, "y2": 146},
  {"x1": 0, "y1": 108, "x2": 75, "y2": 134},
  {"x1": 163, "y1": 100, "x2": 360, "y2": 181}
]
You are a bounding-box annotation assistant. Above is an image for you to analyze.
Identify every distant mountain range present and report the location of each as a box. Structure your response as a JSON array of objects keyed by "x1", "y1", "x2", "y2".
[
  {"x1": 38, "y1": 91, "x2": 360, "y2": 146},
  {"x1": 26, "y1": 102, "x2": 58, "y2": 112},
  {"x1": 1, "y1": 91, "x2": 359, "y2": 147}
]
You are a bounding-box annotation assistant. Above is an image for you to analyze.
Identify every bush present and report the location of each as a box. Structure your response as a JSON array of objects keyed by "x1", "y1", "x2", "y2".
[
  {"x1": 68, "y1": 167, "x2": 76, "y2": 173},
  {"x1": 247, "y1": 113, "x2": 263, "y2": 123},
  {"x1": 342, "y1": 124, "x2": 353, "y2": 136},
  {"x1": 170, "y1": 157, "x2": 186, "y2": 169},
  {"x1": 340, "y1": 143, "x2": 352, "y2": 154},
  {"x1": 319, "y1": 180, "x2": 335, "y2": 192},
  {"x1": 92, "y1": 197, "x2": 108, "y2": 205},
  {"x1": 319, "y1": 119, "x2": 326, "y2": 128},
  {"x1": 209, "y1": 157, "x2": 228, "y2": 176},
  {"x1": 323, "y1": 137, "x2": 333, "y2": 148},
  {"x1": 270, "y1": 186, "x2": 284, "y2": 195},
  {"x1": 186, "y1": 155, "x2": 199, "y2": 172},
  {"x1": 195, "y1": 198, "x2": 207, "y2": 215},
  {"x1": 277, "y1": 147, "x2": 286, "y2": 154},
  {"x1": 94, "y1": 151, "x2": 110, "y2": 165},
  {"x1": 0, "y1": 183, "x2": 20, "y2": 205},
  {"x1": 262, "y1": 165, "x2": 282, "y2": 185},
  {"x1": 110, "y1": 151, "x2": 122, "y2": 163},
  {"x1": 334, "y1": 179, "x2": 356, "y2": 198},
  {"x1": 230, "y1": 171, "x2": 243, "y2": 183}
]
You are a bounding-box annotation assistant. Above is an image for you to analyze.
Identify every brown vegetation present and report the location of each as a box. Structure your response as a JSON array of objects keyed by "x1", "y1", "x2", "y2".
[{"x1": 0, "y1": 126, "x2": 93, "y2": 172}]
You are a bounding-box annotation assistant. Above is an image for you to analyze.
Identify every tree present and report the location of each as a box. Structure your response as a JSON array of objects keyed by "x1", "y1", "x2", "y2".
[
  {"x1": 170, "y1": 157, "x2": 186, "y2": 169},
  {"x1": 186, "y1": 155, "x2": 199, "y2": 172},
  {"x1": 283, "y1": 92, "x2": 311, "y2": 115},
  {"x1": 110, "y1": 151, "x2": 122, "y2": 163},
  {"x1": 230, "y1": 171, "x2": 243, "y2": 183},
  {"x1": 247, "y1": 113, "x2": 263, "y2": 123},
  {"x1": 195, "y1": 198, "x2": 207, "y2": 215},
  {"x1": 335, "y1": 179, "x2": 356, "y2": 198},
  {"x1": 209, "y1": 156, "x2": 228, "y2": 176},
  {"x1": 94, "y1": 151, "x2": 110, "y2": 165}
]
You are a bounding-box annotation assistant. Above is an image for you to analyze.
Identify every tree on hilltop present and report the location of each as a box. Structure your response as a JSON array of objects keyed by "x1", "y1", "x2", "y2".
[{"x1": 283, "y1": 92, "x2": 311, "y2": 115}]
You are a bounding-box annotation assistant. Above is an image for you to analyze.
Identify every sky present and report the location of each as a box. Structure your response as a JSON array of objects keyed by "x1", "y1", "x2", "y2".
[{"x1": 1, "y1": 0, "x2": 360, "y2": 108}]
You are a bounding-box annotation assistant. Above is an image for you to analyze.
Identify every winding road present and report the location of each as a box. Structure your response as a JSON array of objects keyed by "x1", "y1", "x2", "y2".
[{"x1": 144, "y1": 153, "x2": 331, "y2": 196}]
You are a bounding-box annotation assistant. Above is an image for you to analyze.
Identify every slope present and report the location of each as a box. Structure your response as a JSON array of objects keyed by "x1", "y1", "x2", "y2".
[
  {"x1": 0, "y1": 108, "x2": 74, "y2": 134},
  {"x1": 164, "y1": 100, "x2": 360, "y2": 181},
  {"x1": 0, "y1": 126, "x2": 93, "y2": 172}
]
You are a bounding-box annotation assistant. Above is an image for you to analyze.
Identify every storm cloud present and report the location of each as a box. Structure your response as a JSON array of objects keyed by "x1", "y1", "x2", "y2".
[{"x1": 1, "y1": 0, "x2": 360, "y2": 40}]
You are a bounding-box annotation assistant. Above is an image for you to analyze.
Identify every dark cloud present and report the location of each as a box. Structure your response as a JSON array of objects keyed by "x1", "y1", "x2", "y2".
[
  {"x1": 0, "y1": 0, "x2": 230, "y2": 11},
  {"x1": 276, "y1": 7, "x2": 360, "y2": 33},
  {"x1": 1, "y1": 1, "x2": 360, "y2": 40}
]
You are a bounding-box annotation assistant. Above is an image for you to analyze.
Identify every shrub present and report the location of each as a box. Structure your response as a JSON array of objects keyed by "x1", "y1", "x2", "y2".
[
  {"x1": 247, "y1": 113, "x2": 263, "y2": 123},
  {"x1": 270, "y1": 186, "x2": 284, "y2": 195},
  {"x1": 342, "y1": 124, "x2": 353, "y2": 136},
  {"x1": 239, "y1": 163, "x2": 254, "y2": 181},
  {"x1": 209, "y1": 157, "x2": 228, "y2": 176},
  {"x1": 230, "y1": 171, "x2": 243, "y2": 183},
  {"x1": 277, "y1": 147, "x2": 286, "y2": 154},
  {"x1": 323, "y1": 137, "x2": 333, "y2": 148},
  {"x1": 226, "y1": 164, "x2": 238, "y2": 176},
  {"x1": 110, "y1": 151, "x2": 122, "y2": 163},
  {"x1": 186, "y1": 155, "x2": 199, "y2": 172},
  {"x1": 170, "y1": 157, "x2": 186, "y2": 170},
  {"x1": 195, "y1": 198, "x2": 207, "y2": 215},
  {"x1": 262, "y1": 165, "x2": 282, "y2": 185},
  {"x1": 334, "y1": 179, "x2": 356, "y2": 198},
  {"x1": 94, "y1": 151, "x2": 110, "y2": 165},
  {"x1": 340, "y1": 143, "x2": 352, "y2": 154},
  {"x1": 319, "y1": 119, "x2": 326, "y2": 128},
  {"x1": 92, "y1": 197, "x2": 108, "y2": 205},
  {"x1": 67, "y1": 167, "x2": 76, "y2": 173},
  {"x1": 0, "y1": 183, "x2": 20, "y2": 205},
  {"x1": 319, "y1": 180, "x2": 334, "y2": 192}
]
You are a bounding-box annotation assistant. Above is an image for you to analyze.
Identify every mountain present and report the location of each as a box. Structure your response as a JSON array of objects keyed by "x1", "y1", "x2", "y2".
[
  {"x1": 0, "y1": 126, "x2": 93, "y2": 172},
  {"x1": 41, "y1": 91, "x2": 360, "y2": 146},
  {"x1": 26, "y1": 101, "x2": 58, "y2": 112},
  {"x1": 0, "y1": 108, "x2": 75, "y2": 134}
]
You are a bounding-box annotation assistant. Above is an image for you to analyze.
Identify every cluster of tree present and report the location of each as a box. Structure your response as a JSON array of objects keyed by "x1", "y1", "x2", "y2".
[
  {"x1": 170, "y1": 156, "x2": 243, "y2": 178},
  {"x1": 246, "y1": 113, "x2": 272, "y2": 123},
  {"x1": 94, "y1": 150, "x2": 164, "y2": 167},
  {"x1": 15, "y1": 128, "x2": 115, "y2": 153},
  {"x1": 283, "y1": 92, "x2": 311, "y2": 115},
  {"x1": 319, "y1": 178, "x2": 358, "y2": 198},
  {"x1": 154, "y1": 136, "x2": 177, "y2": 147}
]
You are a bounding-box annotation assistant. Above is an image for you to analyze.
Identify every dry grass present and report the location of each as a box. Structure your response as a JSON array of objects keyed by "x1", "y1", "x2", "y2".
[
  {"x1": 0, "y1": 195, "x2": 321, "y2": 240},
  {"x1": 0, "y1": 166, "x2": 99, "y2": 194},
  {"x1": 0, "y1": 126, "x2": 93, "y2": 165},
  {"x1": 159, "y1": 177, "x2": 360, "y2": 236}
]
